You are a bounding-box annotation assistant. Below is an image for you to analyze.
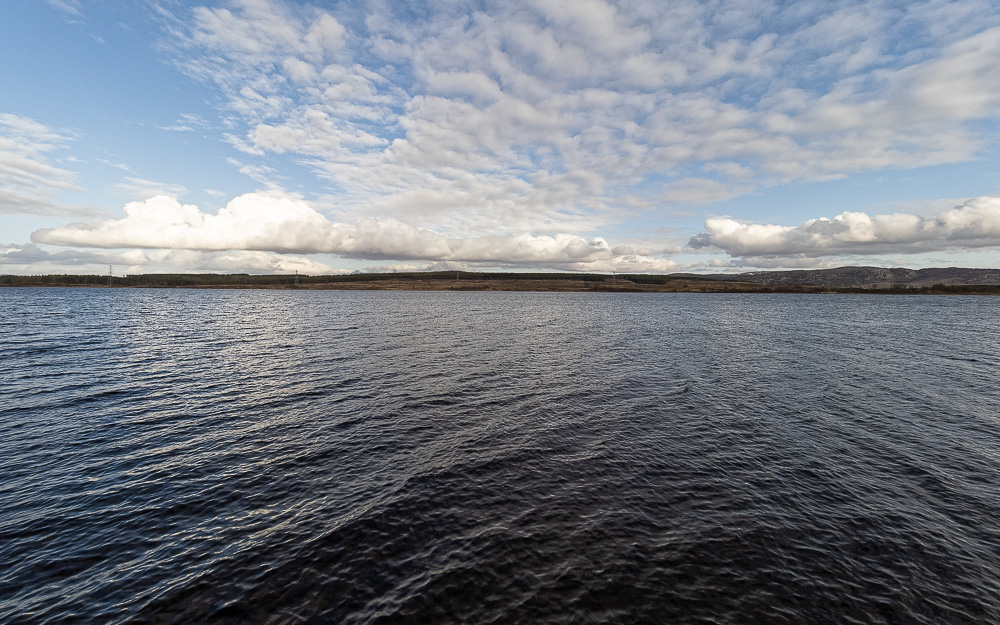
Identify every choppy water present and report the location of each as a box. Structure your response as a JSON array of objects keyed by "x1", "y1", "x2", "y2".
[{"x1": 2, "y1": 288, "x2": 999, "y2": 624}]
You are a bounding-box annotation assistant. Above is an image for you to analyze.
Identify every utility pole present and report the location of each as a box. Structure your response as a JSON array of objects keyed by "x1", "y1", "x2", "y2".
[
  {"x1": 108, "y1": 265, "x2": 113, "y2": 287},
  {"x1": 295, "y1": 269, "x2": 299, "y2": 286}
]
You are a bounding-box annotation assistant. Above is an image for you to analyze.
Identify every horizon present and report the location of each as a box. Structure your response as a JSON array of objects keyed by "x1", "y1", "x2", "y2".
[
  {"x1": 5, "y1": 263, "x2": 1000, "y2": 279},
  {"x1": 2, "y1": 0, "x2": 1000, "y2": 275}
]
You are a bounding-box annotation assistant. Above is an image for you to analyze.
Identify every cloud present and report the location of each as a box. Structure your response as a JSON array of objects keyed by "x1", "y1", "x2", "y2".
[
  {"x1": 32, "y1": 191, "x2": 677, "y2": 271},
  {"x1": 190, "y1": 0, "x2": 345, "y2": 63},
  {"x1": 0, "y1": 242, "x2": 340, "y2": 275},
  {"x1": 157, "y1": 114, "x2": 209, "y2": 132},
  {"x1": 155, "y1": 249, "x2": 341, "y2": 274},
  {"x1": 0, "y1": 113, "x2": 91, "y2": 216},
  {"x1": 714, "y1": 257, "x2": 842, "y2": 270},
  {"x1": 658, "y1": 177, "x2": 752, "y2": 205},
  {"x1": 154, "y1": 0, "x2": 1000, "y2": 240},
  {"x1": 226, "y1": 157, "x2": 284, "y2": 188},
  {"x1": 689, "y1": 196, "x2": 1000, "y2": 258},
  {"x1": 112, "y1": 177, "x2": 189, "y2": 200},
  {"x1": 99, "y1": 159, "x2": 133, "y2": 172},
  {"x1": 46, "y1": 0, "x2": 83, "y2": 18},
  {"x1": 0, "y1": 243, "x2": 126, "y2": 266}
]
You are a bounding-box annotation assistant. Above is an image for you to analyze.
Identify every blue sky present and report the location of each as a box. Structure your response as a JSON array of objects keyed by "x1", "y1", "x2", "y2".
[{"x1": 3, "y1": 0, "x2": 1000, "y2": 275}]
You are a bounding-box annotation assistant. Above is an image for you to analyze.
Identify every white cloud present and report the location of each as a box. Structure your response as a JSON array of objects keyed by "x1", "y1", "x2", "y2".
[
  {"x1": 227, "y1": 157, "x2": 284, "y2": 187},
  {"x1": 157, "y1": 0, "x2": 1000, "y2": 242},
  {"x1": 112, "y1": 177, "x2": 189, "y2": 200},
  {"x1": 658, "y1": 177, "x2": 752, "y2": 206},
  {"x1": 157, "y1": 124, "x2": 195, "y2": 132},
  {"x1": 99, "y1": 159, "x2": 133, "y2": 172},
  {"x1": 157, "y1": 249, "x2": 341, "y2": 274},
  {"x1": 717, "y1": 257, "x2": 842, "y2": 270},
  {"x1": 190, "y1": 0, "x2": 345, "y2": 63},
  {"x1": 0, "y1": 243, "x2": 125, "y2": 267},
  {"x1": 0, "y1": 242, "x2": 340, "y2": 275},
  {"x1": 690, "y1": 196, "x2": 1000, "y2": 258},
  {"x1": 0, "y1": 114, "x2": 90, "y2": 217},
  {"x1": 46, "y1": 0, "x2": 83, "y2": 18},
  {"x1": 157, "y1": 113, "x2": 210, "y2": 132},
  {"x1": 32, "y1": 191, "x2": 677, "y2": 271}
]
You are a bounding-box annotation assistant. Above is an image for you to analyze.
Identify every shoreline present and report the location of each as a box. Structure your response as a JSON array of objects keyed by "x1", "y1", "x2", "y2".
[
  {"x1": 2, "y1": 278, "x2": 997, "y2": 295},
  {"x1": 4, "y1": 268, "x2": 1000, "y2": 294}
]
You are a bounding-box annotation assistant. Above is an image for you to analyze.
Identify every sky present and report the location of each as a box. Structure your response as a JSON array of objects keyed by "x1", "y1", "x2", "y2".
[{"x1": 2, "y1": 0, "x2": 1000, "y2": 275}]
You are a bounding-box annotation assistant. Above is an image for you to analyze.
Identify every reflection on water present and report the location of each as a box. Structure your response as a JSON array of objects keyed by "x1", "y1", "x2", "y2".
[{"x1": 1, "y1": 289, "x2": 999, "y2": 624}]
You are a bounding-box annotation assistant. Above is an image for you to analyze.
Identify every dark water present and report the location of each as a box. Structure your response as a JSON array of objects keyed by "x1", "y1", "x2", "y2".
[{"x1": 2, "y1": 288, "x2": 999, "y2": 624}]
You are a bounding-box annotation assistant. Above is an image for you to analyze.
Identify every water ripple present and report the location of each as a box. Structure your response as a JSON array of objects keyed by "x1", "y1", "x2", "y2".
[{"x1": 1, "y1": 290, "x2": 998, "y2": 623}]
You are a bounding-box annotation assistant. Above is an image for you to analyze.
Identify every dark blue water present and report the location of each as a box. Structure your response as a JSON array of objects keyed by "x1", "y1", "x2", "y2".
[{"x1": 2, "y1": 288, "x2": 999, "y2": 624}]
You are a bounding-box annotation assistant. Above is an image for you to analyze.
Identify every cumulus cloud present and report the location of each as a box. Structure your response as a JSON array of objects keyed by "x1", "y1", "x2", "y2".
[
  {"x1": 32, "y1": 191, "x2": 677, "y2": 271},
  {"x1": 689, "y1": 196, "x2": 1000, "y2": 258}
]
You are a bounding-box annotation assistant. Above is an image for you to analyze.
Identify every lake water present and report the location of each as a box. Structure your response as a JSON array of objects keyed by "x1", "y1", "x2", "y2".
[{"x1": 2, "y1": 288, "x2": 999, "y2": 624}]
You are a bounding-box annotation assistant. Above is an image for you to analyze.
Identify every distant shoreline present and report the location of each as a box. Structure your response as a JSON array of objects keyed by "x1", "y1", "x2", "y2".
[{"x1": 3, "y1": 274, "x2": 998, "y2": 295}]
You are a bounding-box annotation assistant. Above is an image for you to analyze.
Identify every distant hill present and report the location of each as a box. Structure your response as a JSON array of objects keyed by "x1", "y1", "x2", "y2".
[
  {"x1": 672, "y1": 266, "x2": 1000, "y2": 288},
  {"x1": 3, "y1": 267, "x2": 999, "y2": 293}
]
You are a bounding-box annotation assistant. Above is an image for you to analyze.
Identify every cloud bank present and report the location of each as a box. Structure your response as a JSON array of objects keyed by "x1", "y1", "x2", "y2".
[
  {"x1": 32, "y1": 192, "x2": 678, "y2": 271},
  {"x1": 9, "y1": 1, "x2": 1000, "y2": 274},
  {"x1": 31, "y1": 192, "x2": 1000, "y2": 271},
  {"x1": 690, "y1": 196, "x2": 1000, "y2": 258},
  {"x1": 0, "y1": 242, "x2": 339, "y2": 275},
  {"x1": 157, "y1": 0, "x2": 1000, "y2": 235}
]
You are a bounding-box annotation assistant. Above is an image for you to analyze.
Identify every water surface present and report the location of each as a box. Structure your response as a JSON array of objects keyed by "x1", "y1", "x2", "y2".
[{"x1": 2, "y1": 289, "x2": 998, "y2": 624}]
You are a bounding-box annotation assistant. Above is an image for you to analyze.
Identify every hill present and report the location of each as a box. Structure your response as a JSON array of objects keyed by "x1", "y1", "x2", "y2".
[{"x1": 670, "y1": 266, "x2": 1000, "y2": 289}]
